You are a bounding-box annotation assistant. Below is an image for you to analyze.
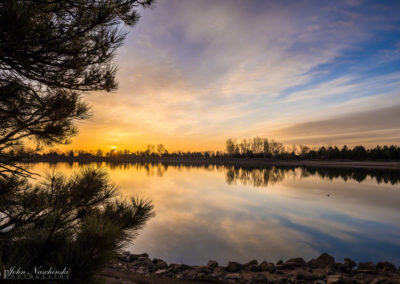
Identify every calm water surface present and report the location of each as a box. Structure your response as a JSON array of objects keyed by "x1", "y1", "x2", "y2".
[{"x1": 26, "y1": 163, "x2": 400, "y2": 266}]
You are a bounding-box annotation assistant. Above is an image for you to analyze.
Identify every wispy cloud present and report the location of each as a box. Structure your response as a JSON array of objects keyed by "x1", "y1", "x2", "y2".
[
  {"x1": 273, "y1": 104, "x2": 400, "y2": 146},
  {"x1": 62, "y1": 0, "x2": 400, "y2": 150}
]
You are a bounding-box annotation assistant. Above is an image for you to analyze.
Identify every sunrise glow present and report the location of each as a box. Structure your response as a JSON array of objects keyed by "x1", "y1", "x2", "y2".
[{"x1": 53, "y1": 0, "x2": 400, "y2": 152}]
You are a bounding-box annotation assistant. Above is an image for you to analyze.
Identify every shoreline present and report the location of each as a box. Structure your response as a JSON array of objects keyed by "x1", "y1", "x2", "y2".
[
  {"x1": 25, "y1": 158, "x2": 400, "y2": 170},
  {"x1": 102, "y1": 252, "x2": 400, "y2": 283}
]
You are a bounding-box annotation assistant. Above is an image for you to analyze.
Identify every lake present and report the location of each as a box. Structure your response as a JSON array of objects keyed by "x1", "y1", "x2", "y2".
[{"x1": 26, "y1": 162, "x2": 400, "y2": 266}]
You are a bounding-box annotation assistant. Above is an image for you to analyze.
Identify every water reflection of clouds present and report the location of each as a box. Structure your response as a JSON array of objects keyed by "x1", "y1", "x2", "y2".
[
  {"x1": 25, "y1": 163, "x2": 400, "y2": 266},
  {"x1": 277, "y1": 213, "x2": 400, "y2": 264},
  {"x1": 281, "y1": 178, "x2": 400, "y2": 220}
]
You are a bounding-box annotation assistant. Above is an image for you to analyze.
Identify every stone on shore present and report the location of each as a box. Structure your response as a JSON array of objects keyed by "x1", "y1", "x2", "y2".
[
  {"x1": 244, "y1": 259, "x2": 260, "y2": 272},
  {"x1": 210, "y1": 266, "x2": 226, "y2": 279},
  {"x1": 327, "y1": 274, "x2": 344, "y2": 284},
  {"x1": 376, "y1": 261, "x2": 396, "y2": 272},
  {"x1": 105, "y1": 252, "x2": 400, "y2": 284},
  {"x1": 276, "y1": 261, "x2": 297, "y2": 270},
  {"x1": 207, "y1": 260, "x2": 218, "y2": 269},
  {"x1": 154, "y1": 269, "x2": 167, "y2": 275},
  {"x1": 295, "y1": 269, "x2": 318, "y2": 281},
  {"x1": 344, "y1": 258, "x2": 356, "y2": 272},
  {"x1": 226, "y1": 261, "x2": 243, "y2": 272},
  {"x1": 245, "y1": 259, "x2": 258, "y2": 266},
  {"x1": 153, "y1": 258, "x2": 168, "y2": 269},
  {"x1": 259, "y1": 261, "x2": 276, "y2": 273},
  {"x1": 168, "y1": 263, "x2": 190, "y2": 273},
  {"x1": 225, "y1": 272, "x2": 241, "y2": 281},
  {"x1": 286, "y1": 257, "x2": 307, "y2": 267},
  {"x1": 251, "y1": 272, "x2": 268, "y2": 283},
  {"x1": 358, "y1": 261, "x2": 377, "y2": 273},
  {"x1": 315, "y1": 253, "x2": 335, "y2": 268}
]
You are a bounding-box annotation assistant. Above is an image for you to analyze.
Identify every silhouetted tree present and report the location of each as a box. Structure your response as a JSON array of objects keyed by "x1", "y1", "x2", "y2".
[
  {"x1": 96, "y1": 149, "x2": 103, "y2": 158},
  {"x1": 157, "y1": 144, "x2": 166, "y2": 156},
  {"x1": 353, "y1": 145, "x2": 367, "y2": 160},
  {"x1": 0, "y1": 168, "x2": 154, "y2": 282},
  {"x1": 262, "y1": 138, "x2": 271, "y2": 157},
  {"x1": 226, "y1": 138, "x2": 236, "y2": 156},
  {"x1": 299, "y1": 145, "x2": 309, "y2": 159},
  {"x1": 0, "y1": 0, "x2": 152, "y2": 177},
  {"x1": 340, "y1": 145, "x2": 349, "y2": 159},
  {"x1": 0, "y1": 1, "x2": 154, "y2": 282}
]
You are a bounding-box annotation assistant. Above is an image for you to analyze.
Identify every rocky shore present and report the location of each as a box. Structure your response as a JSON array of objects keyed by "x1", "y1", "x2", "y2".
[{"x1": 101, "y1": 252, "x2": 400, "y2": 283}]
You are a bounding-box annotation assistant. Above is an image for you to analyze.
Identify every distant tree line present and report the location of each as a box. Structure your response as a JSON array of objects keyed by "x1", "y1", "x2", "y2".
[
  {"x1": 25, "y1": 144, "x2": 225, "y2": 162},
  {"x1": 225, "y1": 137, "x2": 400, "y2": 161},
  {"x1": 20, "y1": 139, "x2": 400, "y2": 162}
]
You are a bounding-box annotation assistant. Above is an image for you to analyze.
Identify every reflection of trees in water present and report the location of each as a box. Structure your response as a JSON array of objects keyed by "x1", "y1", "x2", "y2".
[
  {"x1": 24, "y1": 162, "x2": 400, "y2": 186},
  {"x1": 225, "y1": 166, "x2": 400, "y2": 187},
  {"x1": 225, "y1": 166, "x2": 287, "y2": 187},
  {"x1": 304, "y1": 167, "x2": 400, "y2": 185},
  {"x1": 107, "y1": 162, "x2": 169, "y2": 177}
]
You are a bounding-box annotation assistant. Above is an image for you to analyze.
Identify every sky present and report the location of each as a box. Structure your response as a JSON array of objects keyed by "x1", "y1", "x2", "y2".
[{"x1": 61, "y1": 0, "x2": 400, "y2": 152}]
